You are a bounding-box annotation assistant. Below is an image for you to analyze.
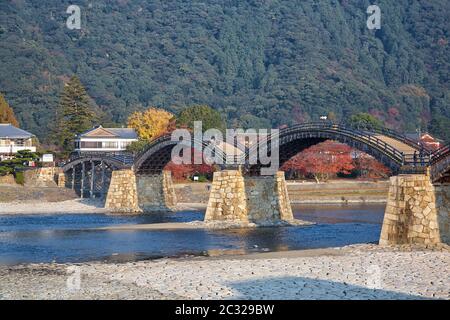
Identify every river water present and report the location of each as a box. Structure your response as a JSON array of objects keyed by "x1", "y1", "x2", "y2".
[{"x1": 0, "y1": 204, "x2": 385, "y2": 264}]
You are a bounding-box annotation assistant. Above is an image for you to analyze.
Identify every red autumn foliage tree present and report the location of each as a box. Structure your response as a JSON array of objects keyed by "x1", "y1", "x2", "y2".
[
  {"x1": 388, "y1": 107, "x2": 400, "y2": 117},
  {"x1": 291, "y1": 105, "x2": 309, "y2": 123},
  {"x1": 352, "y1": 151, "x2": 391, "y2": 179},
  {"x1": 164, "y1": 148, "x2": 215, "y2": 181},
  {"x1": 165, "y1": 162, "x2": 214, "y2": 181},
  {"x1": 281, "y1": 140, "x2": 355, "y2": 182}
]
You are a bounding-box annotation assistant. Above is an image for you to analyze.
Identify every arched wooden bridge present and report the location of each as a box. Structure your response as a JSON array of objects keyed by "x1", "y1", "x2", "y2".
[{"x1": 61, "y1": 122, "x2": 450, "y2": 197}]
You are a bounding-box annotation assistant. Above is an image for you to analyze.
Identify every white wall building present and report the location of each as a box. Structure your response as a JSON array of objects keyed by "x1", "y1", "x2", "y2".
[
  {"x1": 0, "y1": 123, "x2": 36, "y2": 160},
  {"x1": 74, "y1": 126, "x2": 138, "y2": 153}
]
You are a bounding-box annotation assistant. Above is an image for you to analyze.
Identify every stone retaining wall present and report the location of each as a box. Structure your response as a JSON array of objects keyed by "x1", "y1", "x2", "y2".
[
  {"x1": 57, "y1": 172, "x2": 66, "y2": 187},
  {"x1": 0, "y1": 168, "x2": 61, "y2": 187},
  {"x1": 174, "y1": 183, "x2": 211, "y2": 203},
  {"x1": 24, "y1": 167, "x2": 60, "y2": 187},
  {"x1": 287, "y1": 180, "x2": 389, "y2": 203},
  {"x1": 174, "y1": 180, "x2": 389, "y2": 204},
  {"x1": 0, "y1": 174, "x2": 16, "y2": 185}
]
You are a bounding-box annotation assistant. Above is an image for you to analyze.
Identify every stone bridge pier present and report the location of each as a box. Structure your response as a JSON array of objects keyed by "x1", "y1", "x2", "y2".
[
  {"x1": 204, "y1": 170, "x2": 294, "y2": 225},
  {"x1": 105, "y1": 170, "x2": 177, "y2": 213},
  {"x1": 380, "y1": 174, "x2": 450, "y2": 245},
  {"x1": 136, "y1": 171, "x2": 177, "y2": 212}
]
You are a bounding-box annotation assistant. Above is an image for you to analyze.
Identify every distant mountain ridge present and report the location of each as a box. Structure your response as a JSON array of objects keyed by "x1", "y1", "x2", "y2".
[{"x1": 0, "y1": 0, "x2": 448, "y2": 141}]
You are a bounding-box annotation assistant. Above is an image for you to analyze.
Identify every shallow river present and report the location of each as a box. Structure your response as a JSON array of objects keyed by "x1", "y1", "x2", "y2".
[{"x1": 0, "y1": 204, "x2": 386, "y2": 264}]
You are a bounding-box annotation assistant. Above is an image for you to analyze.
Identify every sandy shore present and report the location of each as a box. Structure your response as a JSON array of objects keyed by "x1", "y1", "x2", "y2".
[
  {"x1": 0, "y1": 244, "x2": 448, "y2": 300},
  {"x1": 97, "y1": 218, "x2": 312, "y2": 231},
  {"x1": 0, "y1": 200, "x2": 208, "y2": 215},
  {"x1": 0, "y1": 199, "x2": 109, "y2": 215}
]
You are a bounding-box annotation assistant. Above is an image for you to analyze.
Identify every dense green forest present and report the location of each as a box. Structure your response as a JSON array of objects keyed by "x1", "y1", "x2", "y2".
[{"x1": 0, "y1": 0, "x2": 449, "y2": 142}]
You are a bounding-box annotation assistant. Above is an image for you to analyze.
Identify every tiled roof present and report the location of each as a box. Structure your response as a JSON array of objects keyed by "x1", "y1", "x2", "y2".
[
  {"x1": 79, "y1": 126, "x2": 138, "y2": 139},
  {"x1": 404, "y1": 133, "x2": 420, "y2": 142},
  {"x1": 405, "y1": 132, "x2": 444, "y2": 144},
  {"x1": 0, "y1": 124, "x2": 35, "y2": 139},
  {"x1": 105, "y1": 128, "x2": 139, "y2": 139}
]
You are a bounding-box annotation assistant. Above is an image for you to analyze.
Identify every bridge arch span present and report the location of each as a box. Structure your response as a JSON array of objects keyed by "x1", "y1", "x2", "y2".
[
  {"x1": 246, "y1": 123, "x2": 419, "y2": 175},
  {"x1": 61, "y1": 154, "x2": 133, "y2": 198},
  {"x1": 61, "y1": 156, "x2": 131, "y2": 172},
  {"x1": 134, "y1": 135, "x2": 232, "y2": 174}
]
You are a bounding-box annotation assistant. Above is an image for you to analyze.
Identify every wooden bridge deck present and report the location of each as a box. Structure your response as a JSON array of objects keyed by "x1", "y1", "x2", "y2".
[{"x1": 374, "y1": 135, "x2": 419, "y2": 155}]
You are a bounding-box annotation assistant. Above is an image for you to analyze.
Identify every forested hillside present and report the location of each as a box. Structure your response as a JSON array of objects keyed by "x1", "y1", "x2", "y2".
[{"x1": 0, "y1": 0, "x2": 449, "y2": 142}]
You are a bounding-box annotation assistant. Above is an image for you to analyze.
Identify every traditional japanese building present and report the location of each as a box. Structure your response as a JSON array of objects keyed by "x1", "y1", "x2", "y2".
[
  {"x1": 74, "y1": 126, "x2": 138, "y2": 153},
  {"x1": 405, "y1": 132, "x2": 443, "y2": 150},
  {"x1": 0, "y1": 123, "x2": 36, "y2": 160}
]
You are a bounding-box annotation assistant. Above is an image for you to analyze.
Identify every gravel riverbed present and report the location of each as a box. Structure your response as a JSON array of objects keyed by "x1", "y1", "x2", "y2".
[{"x1": 1, "y1": 244, "x2": 448, "y2": 300}]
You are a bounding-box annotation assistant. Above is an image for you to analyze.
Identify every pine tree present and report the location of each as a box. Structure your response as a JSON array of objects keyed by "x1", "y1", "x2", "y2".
[
  {"x1": 0, "y1": 93, "x2": 19, "y2": 127},
  {"x1": 55, "y1": 76, "x2": 96, "y2": 152}
]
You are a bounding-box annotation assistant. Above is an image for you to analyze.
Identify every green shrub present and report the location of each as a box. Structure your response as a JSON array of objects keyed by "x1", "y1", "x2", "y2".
[
  {"x1": 191, "y1": 174, "x2": 209, "y2": 182},
  {"x1": 197, "y1": 175, "x2": 209, "y2": 182},
  {"x1": 14, "y1": 171, "x2": 25, "y2": 185},
  {"x1": 0, "y1": 166, "x2": 13, "y2": 176}
]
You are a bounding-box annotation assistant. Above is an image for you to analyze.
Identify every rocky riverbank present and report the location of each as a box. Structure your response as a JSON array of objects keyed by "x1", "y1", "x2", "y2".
[{"x1": 1, "y1": 244, "x2": 448, "y2": 300}]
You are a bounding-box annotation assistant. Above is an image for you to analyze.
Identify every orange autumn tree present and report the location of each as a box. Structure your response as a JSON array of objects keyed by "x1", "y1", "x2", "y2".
[
  {"x1": 0, "y1": 93, "x2": 19, "y2": 127},
  {"x1": 282, "y1": 140, "x2": 354, "y2": 182}
]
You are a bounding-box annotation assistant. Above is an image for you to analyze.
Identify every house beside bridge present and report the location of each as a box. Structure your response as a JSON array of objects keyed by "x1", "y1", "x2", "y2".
[
  {"x1": 405, "y1": 132, "x2": 443, "y2": 150},
  {"x1": 0, "y1": 123, "x2": 36, "y2": 160},
  {"x1": 74, "y1": 126, "x2": 138, "y2": 154}
]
